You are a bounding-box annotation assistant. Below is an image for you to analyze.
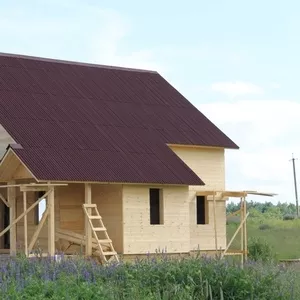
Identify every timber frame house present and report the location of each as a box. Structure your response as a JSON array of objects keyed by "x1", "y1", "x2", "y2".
[{"x1": 0, "y1": 53, "x2": 276, "y2": 264}]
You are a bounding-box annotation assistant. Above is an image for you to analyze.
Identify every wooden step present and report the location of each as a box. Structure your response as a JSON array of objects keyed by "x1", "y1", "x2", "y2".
[
  {"x1": 89, "y1": 216, "x2": 102, "y2": 219},
  {"x1": 83, "y1": 204, "x2": 97, "y2": 208},
  {"x1": 98, "y1": 239, "x2": 112, "y2": 243},
  {"x1": 103, "y1": 251, "x2": 117, "y2": 256},
  {"x1": 93, "y1": 227, "x2": 106, "y2": 231}
]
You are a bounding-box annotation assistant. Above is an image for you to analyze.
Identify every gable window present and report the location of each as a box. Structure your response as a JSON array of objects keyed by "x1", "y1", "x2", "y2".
[
  {"x1": 34, "y1": 191, "x2": 46, "y2": 225},
  {"x1": 196, "y1": 196, "x2": 208, "y2": 224},
  {"x1": 149, "y1": 188, "x2": 164, "y2": 225}
]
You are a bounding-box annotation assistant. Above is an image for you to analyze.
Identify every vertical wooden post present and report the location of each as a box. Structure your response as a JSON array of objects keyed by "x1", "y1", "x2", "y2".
[
  {"x1": 240, "y1": 197, "x2": 244, "y2": 266},
  {"x1": 47, "y1": 187, "x2": 55, "y2": 256},
  {"x1": 85, "y1": 183, "x2": 92, "y2": 256},
  {"x1": 8, "y1": 181, "x2": 16, "y2": 256},
  {"x1": 212, "y1": 191, "x2": 218, "y2": 255},
  {"x1": 23, "y1": 191, "x2": 28, "y2": 256},
  {"x1": 243, "y1": 196, "x2": 248, "y2": 261}
]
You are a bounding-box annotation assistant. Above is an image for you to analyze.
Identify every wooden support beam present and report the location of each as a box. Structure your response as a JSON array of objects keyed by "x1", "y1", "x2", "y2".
[
  {"x1": 0, "y1": 189, "x2": 51, "y2": 238},
  {"x1": 222, "y1": 212, "x2": 250, "y2": 258},
  {"x1": 21, "y1": 187, "x2": 51, "y2": 192},
  {"x1": 196, "y1": 191, "x2": 218, "y2": 196},
  {"x1": 28, "y1": 207, "x2": 49, "y2": 253},
  {"x1": 23, "y1": 191, "x2": 28, "y2": 256},
  {"x1": 240, "y1": 197, "x2": 244, "y2": 266},
  {"x1": 8, "y1": 181, "x2": 16, "y2": 256},
  {"x1": 85, "y1": 183, "x2": 92, "y2": 256},
  {"x1": 0, "y1": 183, "x2": 68, "y2": 189},
  {"x1": 48, "y1": 187, "x2": 55, "y2": 256},
  {"x1": 243, "y1": 197, "x2": 248, "y2": 261},
  {"x1": 0, "y1": 193, "x2": 10, "y2": 207},
  {"x1": 221, "y1": 191, "x2": 247, "y2": 198},
  {"x1": 55, "y1": 228, "x2": 110, "y2": 251},
  {"x1": 212, "y1": 191, "x2": 218, "y2": 255}
]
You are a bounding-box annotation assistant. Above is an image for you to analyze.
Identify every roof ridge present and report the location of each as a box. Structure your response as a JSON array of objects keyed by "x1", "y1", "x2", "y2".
[{"x1": 0, "y1": 52, "x2": 158, "y2": 74}]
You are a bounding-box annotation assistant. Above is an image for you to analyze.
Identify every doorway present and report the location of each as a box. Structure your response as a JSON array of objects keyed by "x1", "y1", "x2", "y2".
[{"x1": 3, "y1": 204, "x2": 10, "y2": 248}]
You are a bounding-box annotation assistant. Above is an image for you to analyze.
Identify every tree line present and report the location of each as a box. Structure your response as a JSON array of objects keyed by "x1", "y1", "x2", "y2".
[{"x1": 226, "y1": 201, "x2": 298, "y2": 219}]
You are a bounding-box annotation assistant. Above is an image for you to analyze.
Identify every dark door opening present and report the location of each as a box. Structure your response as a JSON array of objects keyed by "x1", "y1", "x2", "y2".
[{"x1": 3, "y1": 205, "x2": 10, "y2": 249}]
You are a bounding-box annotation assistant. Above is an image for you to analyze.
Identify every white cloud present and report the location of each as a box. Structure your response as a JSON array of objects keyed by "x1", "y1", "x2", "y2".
[
  {"x1": 199, "y1": 99, "x2": 300, "y2": 204},
  {"x1": 211, "y1": 81, "x2": 263, "y2": 97}
]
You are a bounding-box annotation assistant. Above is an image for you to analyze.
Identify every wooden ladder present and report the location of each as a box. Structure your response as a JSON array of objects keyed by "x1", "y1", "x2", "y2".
[{"x1": 82, "y1": 204, "x2": 119, "y2": 264}]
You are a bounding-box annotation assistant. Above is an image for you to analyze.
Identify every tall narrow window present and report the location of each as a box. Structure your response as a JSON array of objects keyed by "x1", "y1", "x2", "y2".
[
  {"x1": 196, "y1": 196, "x2": 208, "y2": 224},
  {"x1": 149, "y1": 188, "x2": 163, "y2": 225},
  {"x1": 35, "y1": 191, "x2": 46, "y2": 224}
]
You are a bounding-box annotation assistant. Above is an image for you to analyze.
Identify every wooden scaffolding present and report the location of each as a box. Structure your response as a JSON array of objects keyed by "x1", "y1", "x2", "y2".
[
  {"x1": 0, "y1": 181, "x2": 275, "y2": 265},
  {"x1": 0, "y1": 182, "x2": 119, "y2": 264},
  {"x1": 0, "y1": 183, "x2": 66, "y2": 257},
  {"x1": 196, "y1": 190, "x2": 276, "y2": 265}
]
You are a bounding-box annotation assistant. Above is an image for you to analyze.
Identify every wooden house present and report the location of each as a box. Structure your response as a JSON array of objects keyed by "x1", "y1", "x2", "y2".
[{"x1": 0, "y1": 53, "x2": 272, "y2": 263}]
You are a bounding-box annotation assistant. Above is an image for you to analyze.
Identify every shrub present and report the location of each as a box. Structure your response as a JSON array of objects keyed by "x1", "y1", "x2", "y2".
[
  {"x1": 258, "y1": 223, "x2": 272, "y2": 230},
  {"x1": 248, "y1": 237, "x2": 275, "y2": 262},
  {"x1": 283, "y1": 214, "x2": 296, "y2": 221},
  {"x1": 226, "y1": 215, "x2": 240, "y2": 225}
]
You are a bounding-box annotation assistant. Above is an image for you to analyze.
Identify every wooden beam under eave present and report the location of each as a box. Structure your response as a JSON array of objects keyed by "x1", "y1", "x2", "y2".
[
  {"x1": 8, "y1": 180, "x2": 16, "y2": 256},
  {"x1": 85, "y1": 183, "x2": 92, "y2": 256},
  {"x1": 221, "y1": 191, "x2": 247, "y2": 198},
  {"x1": 196, "y1": 191, "x2": 217, "y2": 196}
]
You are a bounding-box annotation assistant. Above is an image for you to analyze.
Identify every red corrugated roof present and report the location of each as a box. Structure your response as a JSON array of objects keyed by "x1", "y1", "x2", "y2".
[{"x1": 0, "y1": 53, "x2": 238, "y2": 185}]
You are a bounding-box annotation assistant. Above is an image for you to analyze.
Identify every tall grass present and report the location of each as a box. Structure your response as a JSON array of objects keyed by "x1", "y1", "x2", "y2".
[{"x1": 0, "y1": 254, "x2": 299, "y2": 299}]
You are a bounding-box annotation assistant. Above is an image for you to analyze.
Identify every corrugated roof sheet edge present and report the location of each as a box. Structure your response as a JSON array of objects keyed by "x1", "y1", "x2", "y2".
[{"x1": 0, "y1": 52, "x2": 158, "y2": 74}]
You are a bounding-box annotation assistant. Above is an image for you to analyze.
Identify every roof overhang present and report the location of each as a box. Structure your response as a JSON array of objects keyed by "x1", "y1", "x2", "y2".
[{"x1": 196, "y1": 190, "x2": 277, "y2": 199}]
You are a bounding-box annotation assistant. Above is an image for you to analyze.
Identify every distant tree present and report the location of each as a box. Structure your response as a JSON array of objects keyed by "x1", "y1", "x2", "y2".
[
  {"x1": 226, "y1": 202, "x2": 240, "y2": 214},
  {"x1": 226, "y1": 200, "x2": 296, "y2": 220},
  {"x1": 264, "y1": 206, "x2": 282, "y2": 219}
]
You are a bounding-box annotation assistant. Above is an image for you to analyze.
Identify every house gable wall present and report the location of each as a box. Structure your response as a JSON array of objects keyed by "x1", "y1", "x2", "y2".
[{"x1": 169, "y1": 146, "x2": 227, "y2": 251}]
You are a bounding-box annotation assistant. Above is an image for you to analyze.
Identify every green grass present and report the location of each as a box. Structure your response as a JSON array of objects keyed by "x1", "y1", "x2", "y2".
[
  {"x1": 227, "y1": 218, "x2": 300, "y2": 259},
  {"x1": 1, "y1": 255, "x2": 300, "y2": 299}
]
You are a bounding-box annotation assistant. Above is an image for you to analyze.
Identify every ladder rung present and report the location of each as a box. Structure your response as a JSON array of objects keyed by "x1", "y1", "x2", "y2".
[
  {"x1": 98, "y1": 239, "x2": 112, "y2": 243},
  {"x1": 93, "y1": 227, "x2": 106, "y2": 231},
  {"x1": 89, "y1": 216, "x2": 102, "y2": 219},
  {"x1": 83, "y1": 204, "x2": 97, "y2": 208},
  {"x1": 103, "y1": 251, "x2": 117, "y2": 256},
  {"x1": 83, "y1": 203, "x2": 119, "y2": 263}
]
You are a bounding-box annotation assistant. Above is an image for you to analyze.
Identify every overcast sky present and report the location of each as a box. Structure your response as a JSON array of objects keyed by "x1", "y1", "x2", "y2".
[{"x1": 1, "y1": 0, "x2": 299, "y2": 204}]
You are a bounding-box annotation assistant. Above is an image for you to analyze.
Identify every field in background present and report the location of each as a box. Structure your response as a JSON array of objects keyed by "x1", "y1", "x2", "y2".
[{"x1": 227, "y1": 201, "x2": 300, "y2": 260}]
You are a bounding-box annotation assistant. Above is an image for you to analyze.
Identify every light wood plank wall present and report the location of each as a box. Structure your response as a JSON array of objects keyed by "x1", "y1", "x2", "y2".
[
  {"x1": 92, "y1": 184, "x2": 123, "y2": 253},
  {"x1": 170, "y1": 146, "x2": 227, "y2": 251},
  {"x1": 122, "y1": 185, "x2": 190, "y2": 254},
  {"x1": 0, "y1": 191, "x2": 6, "y2": 248},
  {"x1": 0, "y1": 124, "x2": 15, "y2": 158}
]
